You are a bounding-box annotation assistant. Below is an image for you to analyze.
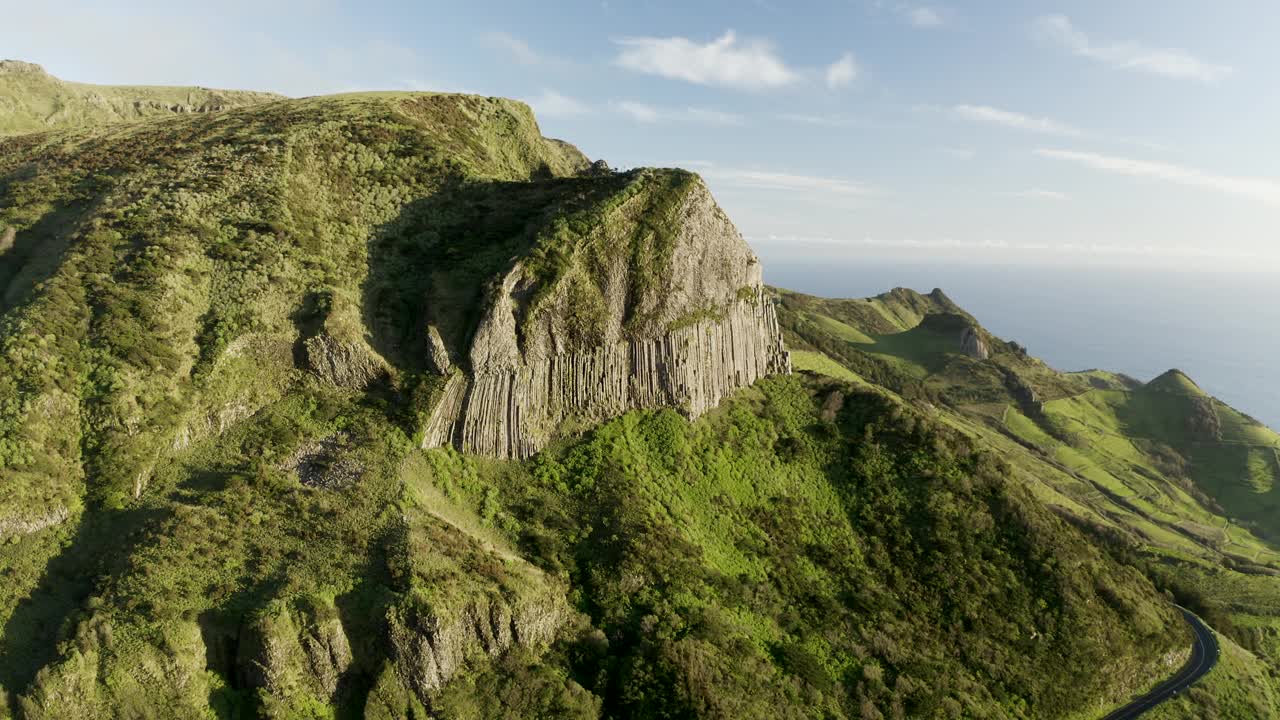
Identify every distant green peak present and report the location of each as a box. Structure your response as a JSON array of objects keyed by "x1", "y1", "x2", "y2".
[{"x1": 1145, "y1": 368, "x2": 1206, "y2": 396}]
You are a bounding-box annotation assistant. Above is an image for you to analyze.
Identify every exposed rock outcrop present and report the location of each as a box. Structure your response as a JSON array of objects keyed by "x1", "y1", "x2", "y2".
[
  {"x1": 581, "y1": 158, "x2": 613, "y2": 177},
  {"x1": 423, "y1": 173, "x2": 791, "y2": 459},
  {"x1": 960, "y1": 326, "x2": 990, "y2": 360},
  {"x1": 281, "y1": 433, "x2": 365, "y2": 489},
  {"x1": 425, "y1": 325, "x2": 453, "y2": 375},
  {"x1": 0, "y1": 60, "x2": 46, "y2": 75},
  {"x1": 304, "y1": 332, "x2": 388, "y2": 389},
  {"x1": 388, "y1": 593, "x2": 566, "y2": 698},
  {"x1": 0, "y1": 506, "x2": 70, "y2": 537},
  {"x1": 1003, "y1": 368, "x2": 1043, "y2": 417},
  {"x1": 237, "y1": 600, "x2": 355, "y2": 707}
]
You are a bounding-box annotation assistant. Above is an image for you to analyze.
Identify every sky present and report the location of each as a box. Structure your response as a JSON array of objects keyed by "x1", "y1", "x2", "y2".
[{"x1": 3, "y1": 0, "x2": 1278, "y2": 270}]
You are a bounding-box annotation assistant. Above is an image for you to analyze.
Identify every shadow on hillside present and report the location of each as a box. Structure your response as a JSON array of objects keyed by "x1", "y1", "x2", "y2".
[
  {"x1": 0, "y1": 505, "x2": 168, "y2": 706},
  {"x1": 0, "y1": 191, "x2": 103, "y2": 316},
  {"x1": 358, "y1": 172, "x2": 630, "y2": 375},
  {"x1": 191, "y1": 524, "x2": 401, "y2": 720},
  {"x1": 332, "y1": 532, "x2": 402, "y2": 720},
  {"x1": 196, "y1": 570, "x2": 289, "y2": 720}
]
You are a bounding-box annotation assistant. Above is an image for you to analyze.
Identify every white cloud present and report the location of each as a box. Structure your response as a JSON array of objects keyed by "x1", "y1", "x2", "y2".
[
  {"x1": 908, "y1": 7, "x2": 944, "y2": 28},
  {"x1": 1035, "y1": 15, "x2": 1232, "y2": 83},
  {"x1": 1006, "y1": 189, "x2": 1070, "y2": 200},
  {"x1": 613, "y1": 101, "x2": 745, "y2": 125},
  {"x1": 481, "y1": 31, "x2": 542, "y2": 65},
  {"x1": 526, "y1": 90, "x2": 592, "y2": 117},
  {"x1": 614, "y1": 30, "x2": 798, "y2": 90},
  {"x1": 0, "y1": 1, "x2": 457, "y2": 97},
  {"x1": 825, "y1": 52, "x2": 858, "y2": 89},
  {"x1": 778, "y1": 113, "x2": 856, "y2": 127},
  {"x1": 695, "y1": 164, "x2": 874, "y2": 196},
  {"x1": 615, "y1": 100, "x2": 661, "y2": 123},
  {"x1": 1035, "y1": 149, "x2": 1280, "y2": 205},
  {"x1": 953, "y1": 104, "x2": 1083, "y2": 137},
  {"x1": 685, "y1": 107, "x2": 747, "y2": 125},
  {"x1": 943, "y1": 104, "x2": 1163, "y2": 150}
]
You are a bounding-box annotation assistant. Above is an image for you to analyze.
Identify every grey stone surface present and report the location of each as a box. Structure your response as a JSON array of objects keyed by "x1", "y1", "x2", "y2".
[{"x1": 423, "y1": 179, "x2": 791, "y2": 458}]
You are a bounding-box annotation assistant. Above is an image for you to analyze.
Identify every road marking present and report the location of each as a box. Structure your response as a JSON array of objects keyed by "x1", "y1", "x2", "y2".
[{"x1": 1101, "y1": 606, "x2": 1217, "y2": 719}]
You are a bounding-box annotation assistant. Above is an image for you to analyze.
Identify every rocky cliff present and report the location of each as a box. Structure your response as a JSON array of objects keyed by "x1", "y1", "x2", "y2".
[
  {"x1": 959, "y1": 325, "x2": 990, "y2": 360},
  {"x1": 421, "y1": 170, "x2": 791, "y2": 459}
]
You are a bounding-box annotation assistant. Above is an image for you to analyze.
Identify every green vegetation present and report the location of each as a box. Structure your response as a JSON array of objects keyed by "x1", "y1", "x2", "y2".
[
  {"x1": 0, "y1": 369, "x2": 1188, "y2": 718},
  {"x1": 0, "y1": 60, "x2": 283, "y2": 136},
  {"x1": 776, "y1": 285, "x2": 1280, "y2": 718},
  {"x1": 790, "y1": 350, "x2": 868, "y2": 385}
]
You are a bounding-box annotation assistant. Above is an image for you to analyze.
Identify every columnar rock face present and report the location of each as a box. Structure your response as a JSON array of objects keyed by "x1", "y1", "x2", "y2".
[
  {"x1": 425, "y1": 292, "x2": 791, "y2": 458},
  {"x1": 423, "y1": 173, "x2": 791, "y2": 459}
]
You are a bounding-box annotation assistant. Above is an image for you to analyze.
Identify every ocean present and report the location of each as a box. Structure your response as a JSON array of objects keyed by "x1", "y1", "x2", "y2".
[{"x1": 761, "y1": 258, "x2": 1280, "y2": 431}]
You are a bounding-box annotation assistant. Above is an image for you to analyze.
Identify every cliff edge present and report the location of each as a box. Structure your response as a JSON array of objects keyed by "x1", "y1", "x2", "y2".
[{"x1": 422, "y1": 169, "x2": 791, "y2": 458}]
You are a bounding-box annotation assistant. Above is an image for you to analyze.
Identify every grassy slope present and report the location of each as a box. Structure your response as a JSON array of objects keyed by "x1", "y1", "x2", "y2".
[
  {"x1": 776, "y1": 285, "x2": 1280, "y2": 718},
  {"x1": 0, "y1": 90, "x2": 591, "y2": 523},
  {"x1": 0, "y1": 60, "x2": 283, "y2": 136},
  {"x1": 7, "y1": 370, "x2": 1187, "y2": 719},
  {"x1": 433, "y1": 375, "x2": 1189, "y2": 720},
  {"x1": 0, "y1": 89, "x2": 595, "y2": 716}
]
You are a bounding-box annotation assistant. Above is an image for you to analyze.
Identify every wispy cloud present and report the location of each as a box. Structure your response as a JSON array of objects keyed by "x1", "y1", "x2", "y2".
[
  {"x1": 944, "y1": 104, "x2": 1164, "y2": 150},
  {"x1": 685, "y1": 107, "x2": 746, "y2": 125},
  {"x1": 778, "y1": 113, "x2": 857, "y2": 127},
  {"x1": 1035, "y1": 15, "x2": 1232, "y2": 83},
  {"x1": 1035, "y1": 149, "x2": 1280, "y2": 205},
  {"x1": 615, "y1": 100, "x2": 660, "y2": 123},
  {"x1": 613, "y1": 101, "x2": 746, "y2": 126},
  {"x1": 481, "y1": 31, "x2": 542, "y2": 65},
  {"x1": 525, "y1": 89, "x2": 592, "y2": 117},
  {"x1": 614, "y1": 30, "x2": 798, "y2": 90},
  {"x1": 907, "y1": 7, "x2": 944, "y2": 28},
  {"x1": 1005, "y1": 189, "x2": 1070, "y2": 200},
  {"x1": 690, "y1": 162, "x2": 874, "y2": 196},
  {"x1": 825, "y1": 52, "x2": 858, "y2": 89},
  {"x1": 954, "y1": 104, "x2": 1083, "y2": 137}
]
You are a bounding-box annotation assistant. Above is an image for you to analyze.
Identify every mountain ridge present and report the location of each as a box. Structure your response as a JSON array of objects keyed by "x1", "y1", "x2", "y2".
[
  {"x1": 0, "y1": 59, "x2": 285, "y2": 136},
  {"x1": 779, "y1": 284, "x2": 1280, "y2": 718}
]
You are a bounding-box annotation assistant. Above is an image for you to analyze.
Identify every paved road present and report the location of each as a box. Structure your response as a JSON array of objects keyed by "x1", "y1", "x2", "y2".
[{"x1": 1102, "y1": 606, "x2": 1220, "y2": 719}]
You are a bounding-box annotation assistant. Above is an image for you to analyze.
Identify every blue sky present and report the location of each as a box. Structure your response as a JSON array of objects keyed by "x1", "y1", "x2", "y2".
[{"x1": 5, "y1": 0, "x2": 1278, "y2": 269}]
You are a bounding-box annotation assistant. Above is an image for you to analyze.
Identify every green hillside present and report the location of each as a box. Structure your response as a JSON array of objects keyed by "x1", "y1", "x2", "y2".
[
  {"x1": 777, "y1": 286, "x2": 1280, "y2": 719},
  {"x1": 0, "y1": 60, "x2": 282, "y2": 136},
  {"x1": 0, "y1": 367, "x2": 1189, "y2": 719},
  {"x1": 0, "y1": 65, "x2": 1270, "y2": 719}
]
